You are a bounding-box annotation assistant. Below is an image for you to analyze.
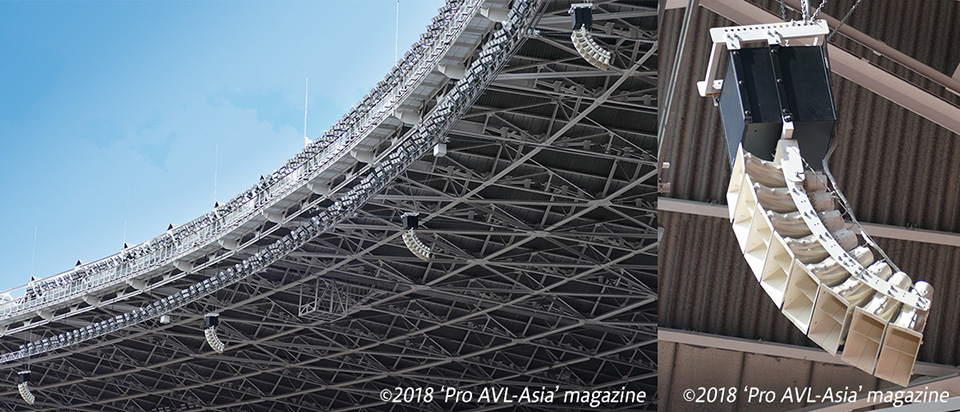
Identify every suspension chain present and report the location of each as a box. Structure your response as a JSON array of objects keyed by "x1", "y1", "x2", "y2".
[
  {"x1": 811, "y1": 0, "x2": 827, "y2": 20},
  {"x1": 828, "y1": 0, "x2": 866, "y2": 41}
]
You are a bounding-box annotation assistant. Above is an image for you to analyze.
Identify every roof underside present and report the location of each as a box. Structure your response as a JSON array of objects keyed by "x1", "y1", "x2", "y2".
[
  {"x1": 660, "y1": 0, "x2": 960, "y2": 373},
  {"x1": 0, "y1": 1, "x2": 658, "y2": 411}
]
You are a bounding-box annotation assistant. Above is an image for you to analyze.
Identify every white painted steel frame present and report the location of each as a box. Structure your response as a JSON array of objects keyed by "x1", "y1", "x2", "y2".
[{"x1": 697, "y1": 0, "x2": 960, "y2": 137}]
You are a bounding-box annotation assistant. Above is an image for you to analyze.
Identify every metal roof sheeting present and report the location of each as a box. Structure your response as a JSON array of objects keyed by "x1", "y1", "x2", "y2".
[
  {"x1": 659, "y1": 211, "x2": 811, "y2": 347},
  {"x1": 754, "y1": 0, "x2": 960, "y2": 76}
]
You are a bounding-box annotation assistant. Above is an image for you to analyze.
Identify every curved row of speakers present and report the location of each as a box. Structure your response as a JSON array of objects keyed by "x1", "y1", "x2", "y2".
[
  {"x1": 401, "y1": 230, "x2": 433, "y2": 261},
  {"x1": 570, "y1": 27, "x2": 611, "y2": 71},
  {"x1": 725, "y1": 140, "x2": 933, "y2": 386},
  {"x1": 17, "y1": 370, "x2": 33, "y2": 405}
]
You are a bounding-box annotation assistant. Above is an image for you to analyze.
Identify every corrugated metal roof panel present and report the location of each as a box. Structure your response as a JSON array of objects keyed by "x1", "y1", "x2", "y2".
[
  {"x1": 753, "y1": 0, "x2": 960, "y2": 76},
  {"x1": 659, "y1": 211, "x2": 811, "y2": 346},
  {"x1": 660, "y1": 8, "x2": 739, "y2": 203}
]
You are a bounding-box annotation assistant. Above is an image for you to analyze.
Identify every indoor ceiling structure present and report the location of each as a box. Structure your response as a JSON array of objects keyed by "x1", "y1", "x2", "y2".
[
  {"x1": 0, "y1": 1, "x2": 658, "y2": 411},
  {"x1": 661, "y1": 0, "x2": 960, "y2": 410}
]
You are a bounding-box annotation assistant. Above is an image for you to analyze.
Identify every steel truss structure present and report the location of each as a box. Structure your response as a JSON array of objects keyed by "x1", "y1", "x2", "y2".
[{"x1": 0, "y1": 1, "x2": 657, "y2": 411}]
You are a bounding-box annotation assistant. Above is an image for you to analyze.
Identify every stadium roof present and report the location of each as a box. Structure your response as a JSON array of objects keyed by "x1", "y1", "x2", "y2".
[{"x1": 0, "y1": 1, "x2": 658, "y2": 411}]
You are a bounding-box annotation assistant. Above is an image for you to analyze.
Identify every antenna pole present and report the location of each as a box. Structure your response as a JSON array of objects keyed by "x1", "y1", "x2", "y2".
[
  {"x1": 30, "y1": 228, "x2": 37, "y2": 277},
  {"x1": 122, "y1": 188, "x2": 130, "y2": 245},
  {"x1": 395, "y1": 0, "x2": 400, "y2": 62},
  {"x1": 304, "y1": 77, "x2": 310, "y2": 146},
  {"x1": 213, "y1": 144, "x2": 218, "y2": 204}
]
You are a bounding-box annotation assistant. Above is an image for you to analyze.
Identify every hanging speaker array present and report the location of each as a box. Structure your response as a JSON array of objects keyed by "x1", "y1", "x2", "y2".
[
  {"x1": 204, "y1": 313, "x2": 226, "y2": 354},
  {"x1": 726, "y1": 141, "x2": 933, "y2": 386},
  {"x1": 568, "y1": 3, "x2": 612, "y2": 70},
  {"x1": 401, "y1": 212, "x2": 432, "y2": 261},
  {"x1": 17, "y1": 370, "x2": 34, "y2": 405},
  {"x1": 698, "y1": 20, "x2": 935, "y2": 387},
  {"x1": 571, "y1": 27, "x2": 612, "y2": 70}
]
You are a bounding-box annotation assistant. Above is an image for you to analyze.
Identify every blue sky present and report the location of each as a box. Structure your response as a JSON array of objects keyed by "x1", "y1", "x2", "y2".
[{"x1": 0, "y1": 0, "x2": 445, "y2": 293}]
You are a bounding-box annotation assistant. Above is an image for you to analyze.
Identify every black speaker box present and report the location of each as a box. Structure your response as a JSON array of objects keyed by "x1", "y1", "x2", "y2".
[{"x1": 717, "y1": 45, "x2": 836, "y2": 169}]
